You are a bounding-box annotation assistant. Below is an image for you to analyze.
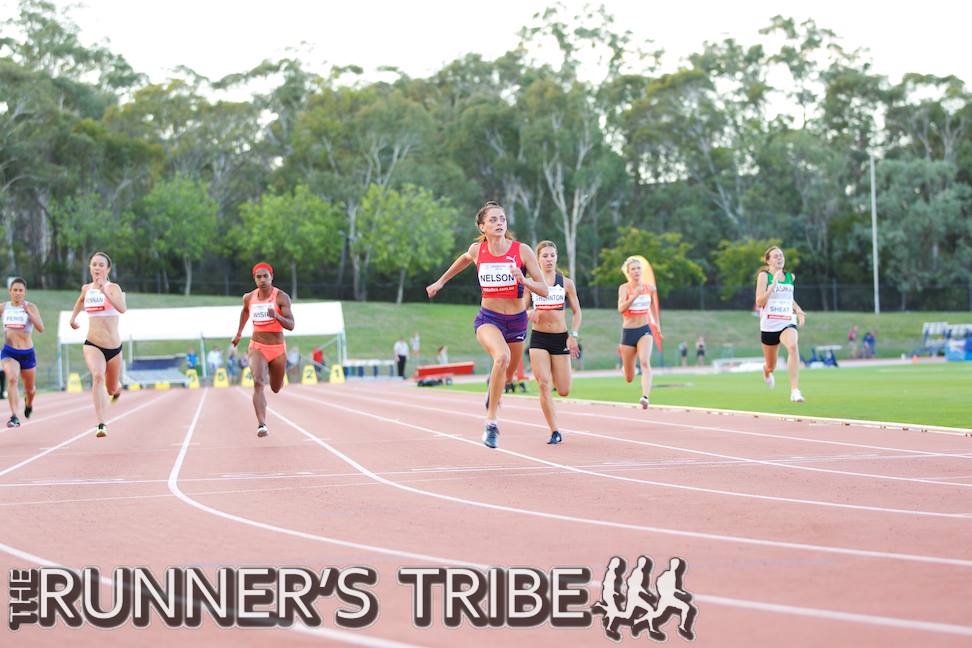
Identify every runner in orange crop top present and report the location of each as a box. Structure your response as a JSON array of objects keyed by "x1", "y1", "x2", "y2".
[{"x1": 232, "y1": 262, "x2": 295, "y2": 438}]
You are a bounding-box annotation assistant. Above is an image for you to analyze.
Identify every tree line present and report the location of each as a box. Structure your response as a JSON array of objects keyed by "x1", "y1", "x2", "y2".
[{"x1": 1, "y1": 1, "x2": 970, "y2": 308}]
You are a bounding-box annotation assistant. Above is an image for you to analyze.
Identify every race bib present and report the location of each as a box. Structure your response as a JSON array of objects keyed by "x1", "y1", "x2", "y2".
[
  {"x1": 629, "y1": 293, "x2": 652, "y2": 314},
  {"x1": 533, "y1": 285, "x2": 566, "y2": 310},
  {"x1": 3, "y1": 307, "x2": 27, "y2": 329},
  {"x1": 251, "y1": 302, "x2": 273, "y2": 323},
  {"x1": 478, "y1": 262, "x2": 517, "y2": 295},
  {"x1": 84, "y1": 289, "x2": 107, "y2": 312},
  {"x1": 766, "y1": 284, "x2": 794, "y2": 320}
]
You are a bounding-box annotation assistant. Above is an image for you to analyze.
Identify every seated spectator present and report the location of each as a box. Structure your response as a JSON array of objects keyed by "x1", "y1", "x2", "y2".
[{"x1": 311, "y1": 346, "x2": 327, "y2": 377}]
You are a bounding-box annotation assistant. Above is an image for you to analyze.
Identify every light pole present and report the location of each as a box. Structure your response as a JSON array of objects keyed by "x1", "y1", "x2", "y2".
[{"x1": 869, "y1": 153, "x2": 880, "y2": 314}]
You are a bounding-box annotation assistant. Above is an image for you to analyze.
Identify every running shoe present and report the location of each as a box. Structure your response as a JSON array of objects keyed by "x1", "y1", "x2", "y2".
[
  {"x1": 23, "y1": 404, "x2": 32, "y2": 419},
  {"x1": 764, "y1": 369, "x2": 775, "y2": 389},
  {"x1": 95, "y1": 423, "x2": 107, "y2": 438},
  {"x1": 547, "y1": 430, "x2": 562, "y2": 445},
  {"x1": 111, "y1": 391, "x2": 121, "y2": 404},
  {"x1": 482, "y1": 422, "x2": 499, "y2": 449},
  {"x1": 257, "y1": 423, "x2": 269, "y2": 438},
  {"x1": 6, "y1": 415, "x2": 20, "y2": 428},
  {"x1": 639, "y1": 395, "x2": 649, "y2": 409},
  {"x1": 790, "y1": 388, "x2": 805, "y2": 403}
]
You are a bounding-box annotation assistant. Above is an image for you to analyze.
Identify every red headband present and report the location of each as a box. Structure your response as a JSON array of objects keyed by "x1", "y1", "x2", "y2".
[{"x1": 252, "y1": 262, "x2": 273, "y2": 276}]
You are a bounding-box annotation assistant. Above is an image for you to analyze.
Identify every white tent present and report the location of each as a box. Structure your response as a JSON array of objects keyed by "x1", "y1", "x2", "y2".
[{"x1": 56, "y1": 301, "x2": 347, "y2": 387}]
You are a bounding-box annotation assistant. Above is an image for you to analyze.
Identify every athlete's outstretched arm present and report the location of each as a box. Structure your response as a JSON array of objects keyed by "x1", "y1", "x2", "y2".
[
  {"x1": 793, "y1": 298, "x2": 806, "y2": 326},
  {"x1": 566, "y1": 278, "x2": 583, "y2": 334},
  {"x1": 515, "y1": 244, "x2": 549, "y2": 298},
  {"x1": 273, "y1": 292, "x2": 295, "y2": 331},
  {"x1": 68, "y1": 286, "x2": 86, "y2": 329},
  {"x1": 26, "y1": 303, "x2": 44, "y2": 333},
  {"x1": 231, "y1": 294, "x2": 251, "y2": 347},
  {"x1": 427, "y1": 243, "x2": 477, "y2": 299}
]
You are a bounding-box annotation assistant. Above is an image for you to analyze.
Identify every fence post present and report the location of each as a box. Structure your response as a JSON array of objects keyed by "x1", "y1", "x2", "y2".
[{"x1": 699, "y1": 284, "x2": 705, "y2": 310}]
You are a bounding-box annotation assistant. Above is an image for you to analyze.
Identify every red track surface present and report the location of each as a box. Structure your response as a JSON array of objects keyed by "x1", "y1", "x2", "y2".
[{"x1": 1, "y1": 382, "x2": 970, "y2": 647}]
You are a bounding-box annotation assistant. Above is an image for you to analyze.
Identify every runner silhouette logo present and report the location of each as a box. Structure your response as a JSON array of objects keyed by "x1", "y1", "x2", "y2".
[{"x1": 591, "y1": 555, "x2": 698, "y2": 642}]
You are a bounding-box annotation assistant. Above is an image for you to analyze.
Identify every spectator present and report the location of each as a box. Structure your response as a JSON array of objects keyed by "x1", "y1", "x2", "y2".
[
  {"x1": 436, "y1": 345, "x2": 449, "y2": 365},
  {"x1": 206, "y1": 348, "x2": 223, "y2": 376},
  {"x1": 186, "y1": 348, "x2": 199, "y2": 372},
  {"x1": 311, "y1": 346, "x2": 327, "y2": 377},
  {"x1": 226, "y1": 344, "x2": 240, "y2": 380},
  {"x1": 848, "y1": 325, "x2": 859, "y2": 359},
  {"x1": 410, "y1": 331, "x2": 421, "y2": 359},
  {"x1": 862, "y1": 331, "x2": 876, "y2": 359},
  {"x1": 394, "y1": 337, "x2": 409, "y2": 378},
  {"x1": 287, "y1": 345, "x2": 301, "y2": 381},
  {"x1": 695, "y1": 336, "x2": 706, "y2": 366},
  {"x1": 678, "y1": 341, "x2": 688, "y2": 367}
]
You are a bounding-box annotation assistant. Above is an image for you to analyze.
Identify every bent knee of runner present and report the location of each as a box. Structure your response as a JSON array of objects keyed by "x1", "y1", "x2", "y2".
[
  {"x1": 270, "y1": 382, "x2": 282, "y2": 394},
  {"x1": 491, "y1": 352, "x2": 511, "y2": 371}
]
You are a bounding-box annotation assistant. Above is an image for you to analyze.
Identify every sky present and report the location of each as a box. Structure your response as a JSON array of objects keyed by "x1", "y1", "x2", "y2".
[{"x1": 2, "y1": 0, "x2": 970, "y2": 87}]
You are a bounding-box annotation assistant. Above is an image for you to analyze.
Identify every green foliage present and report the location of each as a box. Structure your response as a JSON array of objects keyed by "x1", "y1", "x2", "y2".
[
  {"x1": 591, "y1": 228, "x2": 705, "y2": 296},
  {"x1": 357, "y1": 184, "x2": 456, "y2": 303},
  {"x1": 0, "y1": 0, "x2": 970, "y2": 310},
  {"x1": 712, "y1": 239, "x2": 800, "y2": 297},
  {"x1": 869, "y1": 159, "x2": 972, "y2": 304},
  {"x1": 234, "y1": 185, "x2": 342, "y2": 296}
]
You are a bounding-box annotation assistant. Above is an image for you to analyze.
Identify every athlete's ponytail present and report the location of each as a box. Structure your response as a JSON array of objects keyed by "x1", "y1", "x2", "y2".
[{"x1": 475, "y1": 201, "x2": 514, "y2": 243}]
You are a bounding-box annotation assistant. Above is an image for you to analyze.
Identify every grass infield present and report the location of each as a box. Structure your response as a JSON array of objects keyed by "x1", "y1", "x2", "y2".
[{"x1": 445, "y1": 363, "x2": 972, "y2": 430}]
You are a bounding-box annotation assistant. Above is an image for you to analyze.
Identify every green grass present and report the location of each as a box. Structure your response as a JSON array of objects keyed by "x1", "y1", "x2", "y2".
[
  {"x1": 13, "y1": 291, "x2": 972, "y2": 394},
  {"x1": 447, "y1": 363, "x2": 972, "y2": 429}
]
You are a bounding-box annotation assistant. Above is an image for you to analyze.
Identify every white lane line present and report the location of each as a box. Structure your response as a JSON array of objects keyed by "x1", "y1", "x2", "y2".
[
  {"x1": 410, "y1": 390, "x2": 972, "y2": 458},
  {"x1": 0, "y1": 401, "x2": 107, "y2": 436},
  {"x1": 274, "y1": 391, "x2": 972, "y2": 567},
  {"x1": 168, "y1": 390, "x2": 475, "y2": 567},
  {"x1": 303, "y1": 391, "x2": 970, "y2": 518},
  {"x1": 0, "y1": 393, "x2": 172, "y2": 479},
  {"x1": 346, "y1": 390, "x2": 972, "y2": 489}
]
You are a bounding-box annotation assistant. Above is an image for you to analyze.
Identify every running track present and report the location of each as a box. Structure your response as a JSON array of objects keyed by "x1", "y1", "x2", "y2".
[{"x1": 1, "y1": 382, "x2": 970, "y2": 647}]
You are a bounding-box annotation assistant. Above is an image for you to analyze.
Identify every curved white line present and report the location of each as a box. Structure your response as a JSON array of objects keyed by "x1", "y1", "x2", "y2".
[
  {"x1": 272, "y1": 391, "x2": 972, "y2": 567},
  {"x1": 0, "y1": 392, "x2": 171, "y2": 478},
  {"x1": 290, "y1": 391, "x2": 967, "y2": 519}
]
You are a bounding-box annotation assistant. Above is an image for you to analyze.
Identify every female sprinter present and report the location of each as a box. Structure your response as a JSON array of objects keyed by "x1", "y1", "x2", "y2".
[
  {"x1": 755, "y1": 246, "x2": 806, "y2": 402},
  {"x1": 0, "y1": 278, "x2": 44, "y2": 427},
  {"x1": 231, "y1": 262, "x2": 295, "y2": 437},
  {"x1": 426, "y1": 201, "x2": 548, "y2": 449},
  {"x1": 618, "y1": 256, "x2": 662, "y2": 409},
  {"x1": 526, "y1": 241, "x2": 582, "y2": 444},
  {"x1": 69, "y1": 252, "x2": 126, "y2": 438}
]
